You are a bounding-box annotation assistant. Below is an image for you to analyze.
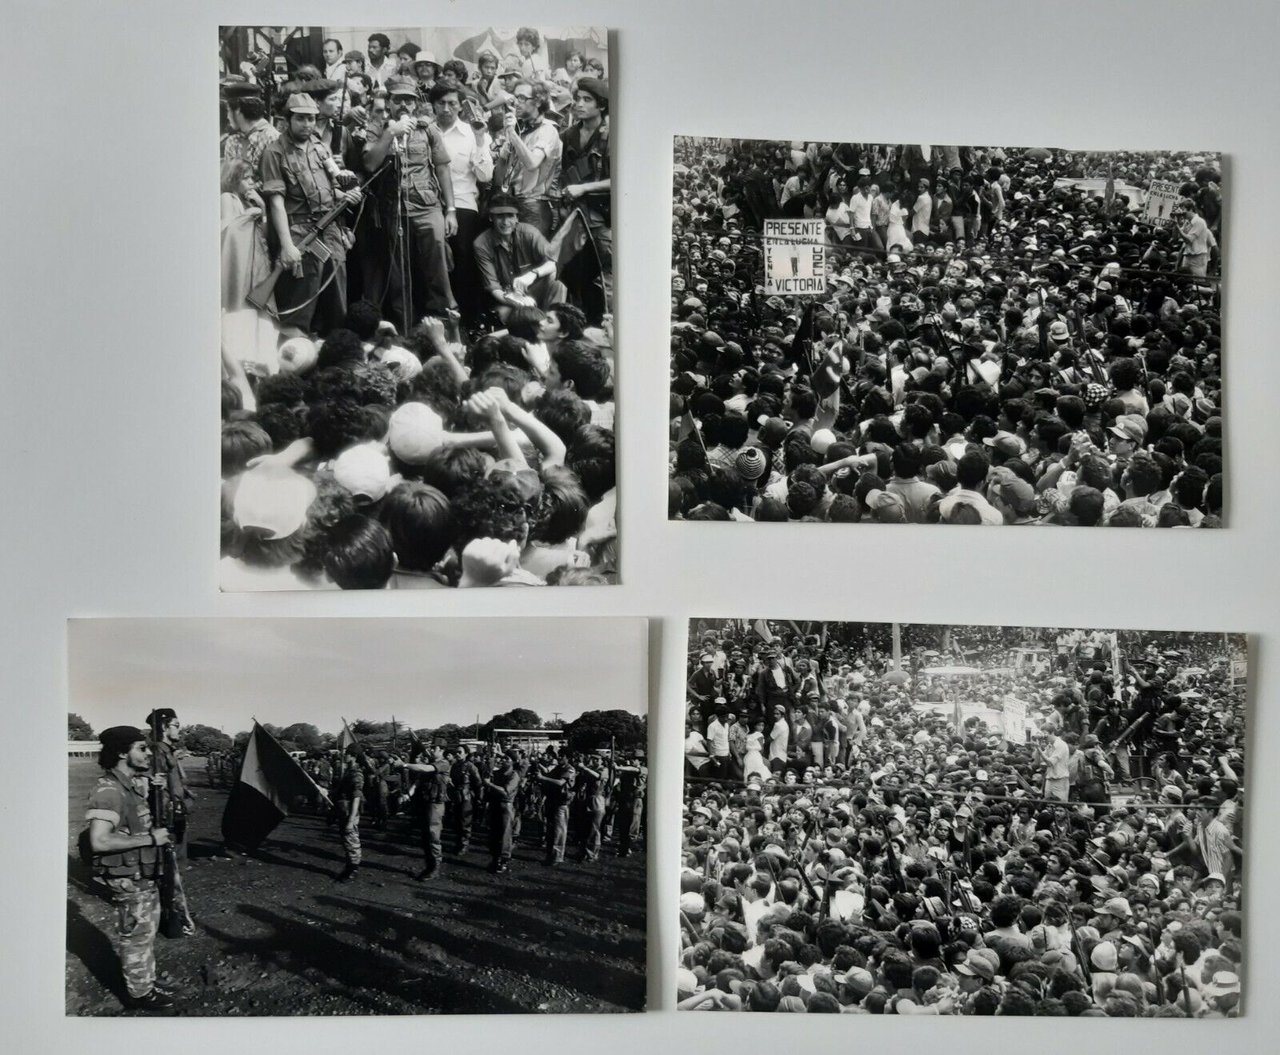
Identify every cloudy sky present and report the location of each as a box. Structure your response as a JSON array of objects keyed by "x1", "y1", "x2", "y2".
[{"x1": 69, "y1": 618, "x2": 648, "y2": 736}]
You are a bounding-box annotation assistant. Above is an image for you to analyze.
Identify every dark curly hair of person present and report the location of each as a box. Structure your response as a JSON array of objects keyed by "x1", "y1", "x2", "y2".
[
  {"x1": 450, "y1": 477, "x2": 529, "y2": 549},
  {"x1": 307, "y1": 399, "x2": 382, "y2": 459}
]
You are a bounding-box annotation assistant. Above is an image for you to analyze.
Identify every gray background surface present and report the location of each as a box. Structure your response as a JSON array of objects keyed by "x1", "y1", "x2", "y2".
[{"x1": 2, "y1": 0, "x2": 1277, "y2": 1048}]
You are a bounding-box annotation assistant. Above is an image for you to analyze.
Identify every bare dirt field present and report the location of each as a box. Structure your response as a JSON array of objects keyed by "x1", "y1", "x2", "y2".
[{"x1": 66, "y1": 759, "x2": 646, "y2": 1015}]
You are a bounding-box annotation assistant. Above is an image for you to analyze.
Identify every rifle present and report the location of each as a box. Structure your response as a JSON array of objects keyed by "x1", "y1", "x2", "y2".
[
  {"x1": 146, "y1": 737, "x2": 185, "y2": 940},
  {"x1": 1110, "y1": 710, "x2": 1151, "y2": 749},
  {"x1": 1178, "y1": 952, "x2": 1194, "y2": 1016},
  {"x1": 817, "y1": 872, "x2": 834, "y2": 924},
  {"x1": 1066, "y1": 911, "x2": 1091, "y2": 987},
  {"x1": 246, "y1": 158, "x2": 388, "y2": 311}
]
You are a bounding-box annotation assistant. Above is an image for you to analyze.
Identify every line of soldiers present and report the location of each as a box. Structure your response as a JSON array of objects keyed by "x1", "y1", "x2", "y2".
[{"x1": 325, "y1": 741, "x2": 646, "y2": 882}]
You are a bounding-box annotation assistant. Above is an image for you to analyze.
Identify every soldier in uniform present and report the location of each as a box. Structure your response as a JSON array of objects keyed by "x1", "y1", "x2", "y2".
[
  {"x1": 258, "y1": 92, "x2": 363, "y2": 334},
  {"x1": 448, "y1": 746, "x2": 483, "y2": 854},
  {"x1": 536, "y1": 751, "x2": 576, "y2": 866},
  {"x1": 558, "y1": 78, "x2": 611, "y2": 273},
  {"x1": 363, "y1": 75, "x2": 458, "y2": 324},
  {"x1": 332, "y1": 744, "x2": 364, "y2": 882},
  {"x1": 573, "y1": 753, "x2": 610, "y2": 862},
  {"x1": 613, "y1": 754, "x2": 647, "y2": 858},
  {"x1": 145, "y1": 708, "x2": 196, "y2": 935},
  {"x1": 393, "y1": 743, "x2": 448, "y2": 880},
  {"x1": 482, "y1": 752, "x2": 521, "y2": 874},
  {"x1": 83, "y1": 727, "x2": 175, "y2": 1012}
]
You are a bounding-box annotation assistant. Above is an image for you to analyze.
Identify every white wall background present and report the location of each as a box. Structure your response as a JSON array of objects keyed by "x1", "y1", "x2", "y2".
[{"x1": 2, "y1": 0, "x2": 1278, "y2": 1050}]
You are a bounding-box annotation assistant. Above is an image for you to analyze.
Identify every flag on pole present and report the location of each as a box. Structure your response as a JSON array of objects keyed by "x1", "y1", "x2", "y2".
[
  {"x1": 221, "y1": 722, "x2": 331, "y2": 850},
  {"x1": 679, "y1": 408, "x2": 706, "y2": 451},
  {"x1": 751, "y1": 619, "x2": 775, "y2": 643},
  {"x1": 338, "y1": 719, "x2": 362, "y2": 754},
  {"x1": 1111, "y1": 633, "x2": 1123, "y2": 700}
]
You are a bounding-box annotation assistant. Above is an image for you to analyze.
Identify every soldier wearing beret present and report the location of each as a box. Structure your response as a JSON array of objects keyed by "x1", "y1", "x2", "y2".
[{"x1": 83, "y1": 727, "x2": 175, "y2": 1012}]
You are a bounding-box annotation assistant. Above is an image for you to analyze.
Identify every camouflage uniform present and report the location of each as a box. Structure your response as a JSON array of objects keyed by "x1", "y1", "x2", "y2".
[{"x1": 85, "y1": 771, "x2": 163, "y2": 1000}]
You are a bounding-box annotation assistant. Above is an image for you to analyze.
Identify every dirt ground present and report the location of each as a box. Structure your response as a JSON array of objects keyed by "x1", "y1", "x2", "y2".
[{"x1": 66, "y1": 758, "x2": 646, "y2": 1016}]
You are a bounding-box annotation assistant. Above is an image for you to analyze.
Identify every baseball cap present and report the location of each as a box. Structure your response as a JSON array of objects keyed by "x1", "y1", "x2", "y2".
[
  {"x1": 865, "y1": 489, "x2": 907, "y2": 523},
  {"x1": 283, "y1": 92, "x2": 319, "y2": 114},
  {"x1": 982, "y1": 430, "x2": 1026, "y2": 458},
  {"x1": 385, "y1": 74, "x2": 419, "y2": 97},
  {"x1": 1109, "y1": 414, "x2": 1147, "y2": 444},
  {"x1": 332, "y1": 442, "x2": 396, "y2": 502},
  {"x1": 231, "y1": 465, "x2": 317, "y2": 540},
  {"x1": 989, "y1": 469, "x2": 1037, "y2": 515},
  {"x1": 388, "y1": 402, "x2": 446, "y2": 464},
  {"x1": 278, "y1": 336, "x2": 318, "y2": 374}
]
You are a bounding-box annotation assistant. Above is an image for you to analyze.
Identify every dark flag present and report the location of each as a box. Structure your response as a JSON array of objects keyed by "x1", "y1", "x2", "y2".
[
  {"x1": 549, "y1": 206, "x2": 608, "y2": 323},
  {"x1": 221, "y1": 722, "x2": 330, "y2": 850}
]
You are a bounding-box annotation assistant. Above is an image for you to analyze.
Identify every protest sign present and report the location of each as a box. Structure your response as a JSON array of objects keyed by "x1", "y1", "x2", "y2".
[{"x1": 763, "y1": 218, "x2": 826, "y2": 296}]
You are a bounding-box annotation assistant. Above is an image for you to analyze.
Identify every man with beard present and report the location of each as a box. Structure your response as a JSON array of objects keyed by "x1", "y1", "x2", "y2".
[
  {"x1": 365, "y1": 32, "x2": 396, "y2": 90},
  {"x1": 83, "y1": 728, "x2": 175, "y2": 1012},
  {"x1": 363, "y1": 76, "x2": 457, "y2": 324},
  {"x1": 258, "y1": 93, "x2": 363, "y2": 333},
  {"x1": 496, "y1": 78, "x2": 562, "y2": 236}
]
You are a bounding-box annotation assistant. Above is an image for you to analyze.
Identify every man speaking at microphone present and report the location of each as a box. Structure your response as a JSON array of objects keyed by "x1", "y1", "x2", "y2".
[{"x1": 363, "y1": 75, "x2": 458, "y2": 320}]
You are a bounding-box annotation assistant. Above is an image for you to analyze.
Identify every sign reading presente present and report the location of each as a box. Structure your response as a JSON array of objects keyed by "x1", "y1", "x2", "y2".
[
  {"x1": 1143, "y1": 180, "x2": 1182, "y2": 226},
  {"x1": 764, "y1": 218, "x2": 826, "y2": 296}
]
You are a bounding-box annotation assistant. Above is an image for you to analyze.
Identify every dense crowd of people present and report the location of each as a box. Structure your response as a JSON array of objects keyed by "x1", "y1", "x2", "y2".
[
  {"x1": 669, "y1": 139, "x2": 1224, "y2": 526},
  {"x1": 219, "y1": 28, "x2": 614, "y2": 588},
  {"x1": 679, "y1": 620, "x2": 1244, "y2": 1015}
]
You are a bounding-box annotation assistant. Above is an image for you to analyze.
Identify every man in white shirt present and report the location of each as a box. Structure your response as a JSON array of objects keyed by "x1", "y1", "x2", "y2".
[
  {"x1": 849, "y1": 180, "x2": 882, "y2": 253},
  {"x1": 768, "y1": 707, "x2": 790, "y2": 774},
  {"x1": 365, "y1": 33, "x2": 397, "y2": 90},
  {"x1": 428, "y1": 82, "x2": 494, "y2": 321},
  {"x1": 911, "y1": 178, "x2": 933, "y2": 240},
  {"x1": 322, "y1": 37, "x2": 346, "y2": 83},
  {"x1": 1037, "y1": 730, "x2": 1071, "y2": 801},
  {"x1": 706, "y1": 707, "x2": 732, "y2": 778}
]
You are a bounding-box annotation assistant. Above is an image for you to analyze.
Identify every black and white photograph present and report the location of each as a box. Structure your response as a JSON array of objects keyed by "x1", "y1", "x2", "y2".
[
  {"x1": 679, "y1": 618, "x2": 1245, "y2": 1016},
  {"x1": 66, "y1": 617, "x2": 648, "y2": 1016},
  {"x1": 219, "y1": 26, "x2": 616, "y2": 590},
  {"x1": 669, "y1": 138, "x2": 1224, "y2": 527}
]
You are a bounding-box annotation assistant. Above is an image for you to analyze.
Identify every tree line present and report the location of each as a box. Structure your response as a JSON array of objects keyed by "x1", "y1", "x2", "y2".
[{"x1": 69, "y1": 709, "x2": 647, "y2": 758}]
